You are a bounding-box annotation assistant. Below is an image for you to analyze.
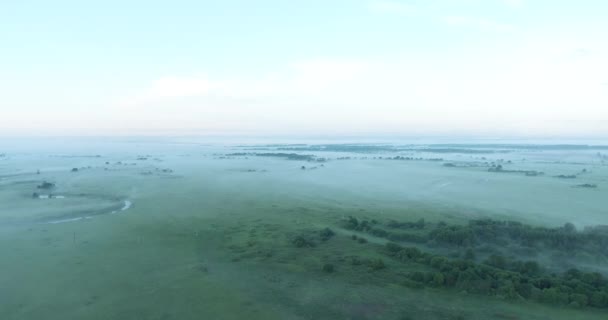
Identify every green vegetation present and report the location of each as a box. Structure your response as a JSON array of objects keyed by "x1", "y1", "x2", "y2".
[
  {"x1": 429, "y1": 144, "x2": 608, "y2": 150},
  {"x1": 322, "y1": 263, "x2": 335, "y2": 273},
  {"x1": 345, "y1": 216, "x2": 608, "y2": 258},
  {"x1": 335, "y1": 216, "x2": 608, "y2": 309},
  {"x1": 227, "y1": 152, "x2": 319, "y2": 161},
  {"x1": 277, "y1": 144, "x2": 393, "y2": 153},
  {"x1": 231, "y1": 215, "x2": 608, "y2": 311},
  {"x1": 384, "y1": 241, "x2": 608, "y2": 308},
  {"x1": 575, "y1": 184, "x2": 598, "y2": 189},
  {"x1": 293, "y1": 228, "x2": 337, "y2": 247},
  {"x1": 36, "y1": 181, "x2": 55, "y2": 189},
  {"x1": 401, "y1": 148, "x2": 501, "y2": 154},
  {"x1": 274, "y1": 144, "x2": 506, "y2": 154},
  {"x1": 319, "y1": 228, "x2": 335, "y2": 241},
  {"x1": 5, "y1": 141, "x2": 608, "y2": 320},
  {"x1": 255, "y1": 153, "x2": 316, "y2": 161},
  {"x1": 292, "y1": 235, "x2": 316, "y2": 248},
  {"x1": 368, "y1": 258, "x2": 386, "y2": 271},
  {"x1": 488, "y1": 165, "x2": 544, "y2": 176},
  {"x1": 555, "y1": 174, "x2": 577, "y2": 179}
]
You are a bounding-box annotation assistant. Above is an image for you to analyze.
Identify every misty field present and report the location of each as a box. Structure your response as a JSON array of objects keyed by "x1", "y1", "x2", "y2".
[{"x1": 1, "y1": 138, "x2": 608, "y2": 320}]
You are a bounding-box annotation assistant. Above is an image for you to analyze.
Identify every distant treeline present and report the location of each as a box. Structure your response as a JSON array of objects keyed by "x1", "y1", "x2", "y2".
[
  {"x1": 238, "y1": 143, "x2": 608, "y2": 153},
  {"x1": 226, "y1": 152, "x2": 320, "y2": 161},
  {"x1": 487, "y1": 165, "x2": 544, "y2": 176},
  {"x1": 277, "y1": 145, "x2": 502, "y2": 154},
  {"x1": 431, "y1": 144, "x2": 608, "y2": 150},
  {"x1": 277, "y1": 145, "x2": 393, "y2": 153},
  {"x1": 402, "y1": 148, "x2": 504, "y2": 154}
]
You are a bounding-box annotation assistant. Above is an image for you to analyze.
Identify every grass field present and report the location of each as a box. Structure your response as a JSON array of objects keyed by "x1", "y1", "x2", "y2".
[{"x1": 1, "y1": 139, "x2": 607, "y2": 319}]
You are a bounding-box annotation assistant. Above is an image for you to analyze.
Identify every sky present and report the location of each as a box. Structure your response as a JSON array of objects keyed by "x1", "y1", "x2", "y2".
[{"x1": 1, "y1": 0, "x2": 607, "y2": 138}]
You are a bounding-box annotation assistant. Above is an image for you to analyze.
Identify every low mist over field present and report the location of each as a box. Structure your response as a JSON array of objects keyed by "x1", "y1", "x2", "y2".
[{"x1": 1, "y1": 137, "x2": 608, "y2": 319}]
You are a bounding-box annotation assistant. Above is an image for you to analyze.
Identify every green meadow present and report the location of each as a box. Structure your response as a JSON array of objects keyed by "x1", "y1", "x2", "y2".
[{"x1": 2, "y1": 140, "x2": 608, "y2": 319}]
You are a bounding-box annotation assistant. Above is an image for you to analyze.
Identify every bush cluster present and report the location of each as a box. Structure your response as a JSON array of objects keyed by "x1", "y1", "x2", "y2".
[{"x1": 385, "y1": 242, "x2": 608, "y2": 308}]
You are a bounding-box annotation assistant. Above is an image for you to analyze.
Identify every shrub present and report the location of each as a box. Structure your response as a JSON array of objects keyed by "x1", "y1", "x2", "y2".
[
  {"x1": 433, "y1": 272, "x2": 446, "y2": 286},
  {"x1": 322, "y1": 263, "x2": 335, "y2": 273},
  {"x1": 344, "y1": 216, "x2": 359, "y2": 230},
  {"x1": 385, "y1": 242, "x2": 403, "y2": 253},
  {"x1": 395, "y1": 247, "x2": 422, "y2": 261},
  {"x1": 319, "y1": 228, "x2": 335, "y2": 241},
  {"x1": 37, "y1": 181, "x2": 55, "y2": 189},
  {"x1": 292, "y1": 235, "x2": 315, "y2": 248},
  {"x1": 370, "y1": 227, "x2": 389, "y2": 238},
  {"x1": 369, "y1": 258, "x2": 386, "y2": 271},
  {"x1": 569, "y1": 293, "x2": 588, "y2": 307}
]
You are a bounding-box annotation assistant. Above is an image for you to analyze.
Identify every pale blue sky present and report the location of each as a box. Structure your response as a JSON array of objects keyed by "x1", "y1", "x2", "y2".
[{"x1": 1, "y1": 1, "x2": 607, "y2": 137}]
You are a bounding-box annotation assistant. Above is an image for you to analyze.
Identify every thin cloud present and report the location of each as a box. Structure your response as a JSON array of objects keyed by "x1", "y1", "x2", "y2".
[
  {"x1": 370, "y1": 1, "x2": 517, "y2": 32},
  {"x1": 117, "y1": 59, "x2": 371, "y2": 107},
  {"x1": 369, "y1": 0, "x2": 417, "y2": 15},
  {"x1": 502, "y1": 0, "x2": 524, "y2": 8},
  {"x1": 443, "y1": 15, "x2": 517, "y2": 32},
  {"x1": 118, "y1": 75, "x2": 219, "y2": 107}
]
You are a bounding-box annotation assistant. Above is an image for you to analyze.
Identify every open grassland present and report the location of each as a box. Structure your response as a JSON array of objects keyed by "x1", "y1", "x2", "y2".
[{"x1": 1, "y1": 141, "x2": 608, "y2": 319}]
